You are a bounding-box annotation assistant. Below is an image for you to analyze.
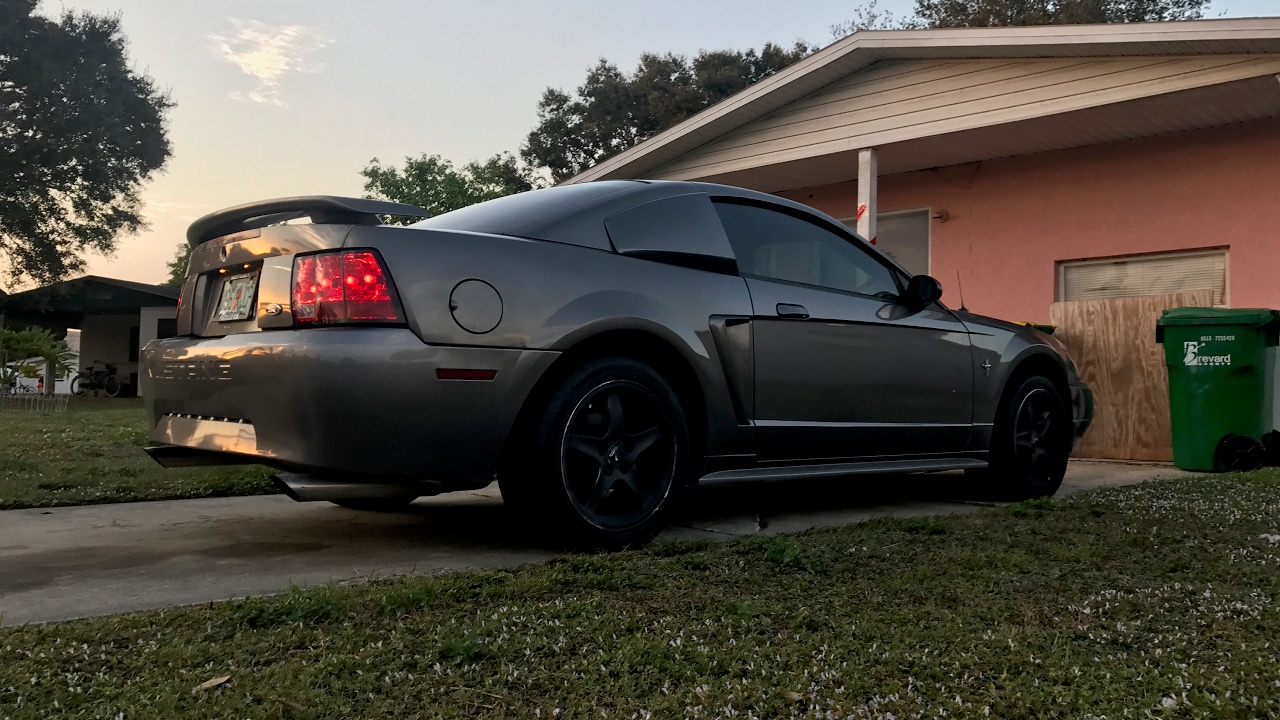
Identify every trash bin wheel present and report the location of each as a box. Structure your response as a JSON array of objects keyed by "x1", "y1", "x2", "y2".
[{"x1": 1214, "y1": 434, "x2": 1267, "y2": 473}]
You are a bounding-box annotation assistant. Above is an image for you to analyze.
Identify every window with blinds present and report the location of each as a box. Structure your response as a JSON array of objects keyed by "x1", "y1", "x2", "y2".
[
  {"x1": 1058, "y1": 250, "x2": 1228, "y2": 305},
  {"x1": 841, "y1": 209, "x2": 930, "y2": 276}
]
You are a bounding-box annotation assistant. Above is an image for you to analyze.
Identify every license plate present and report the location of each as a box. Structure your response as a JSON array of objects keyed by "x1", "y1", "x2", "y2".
[{"x1": 216, "y1": 272, "x2": 258, "y2": 322}]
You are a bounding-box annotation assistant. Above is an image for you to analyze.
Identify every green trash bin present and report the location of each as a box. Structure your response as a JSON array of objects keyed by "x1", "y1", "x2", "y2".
[{"x1": 1156, "y1": 307, "x2": 1280, "y2": 471}]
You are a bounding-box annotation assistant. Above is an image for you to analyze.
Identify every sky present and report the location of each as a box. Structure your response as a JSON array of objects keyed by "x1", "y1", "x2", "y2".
[{"x1": 35, "y1": 0, "x2": 1280, "y2": 286}]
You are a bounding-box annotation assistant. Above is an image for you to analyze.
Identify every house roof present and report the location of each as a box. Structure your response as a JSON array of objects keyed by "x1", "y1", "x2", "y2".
[
  {"x1": 564, "y1": 18, "x2": 1280, "y2": 190},
  {"x1": 0, "y1": 275, "x2": 178, "y2": 328}
]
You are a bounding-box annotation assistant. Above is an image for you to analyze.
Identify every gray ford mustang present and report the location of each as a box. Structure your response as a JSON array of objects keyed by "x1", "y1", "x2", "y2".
[{"x1": 143, "y1": 180, "x2": 1092, "y2": 546}]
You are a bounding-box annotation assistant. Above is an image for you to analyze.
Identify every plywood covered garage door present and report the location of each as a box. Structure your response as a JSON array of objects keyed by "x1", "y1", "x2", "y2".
[
  {"x1": 1054, "y1": 250, "x2": 1224, "y2": 459},
  {"x1": 1050, "y1": 291, "x2": 1214, "y2": 460},
  {"x1": 1059, "y1": 249, "x2": 1227, "y2": 305}
]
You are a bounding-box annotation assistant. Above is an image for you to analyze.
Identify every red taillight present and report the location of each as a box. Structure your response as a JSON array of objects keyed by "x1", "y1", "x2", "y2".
[
  {"x1": 292, "y1": 250, "x2": 401, "y2": 325},
  {"x1": 293, "y1": 255, "x2": 320, "y2": 322},
  {"x1": 340, "y1": 251, "x2": 398, "y2": 321}
]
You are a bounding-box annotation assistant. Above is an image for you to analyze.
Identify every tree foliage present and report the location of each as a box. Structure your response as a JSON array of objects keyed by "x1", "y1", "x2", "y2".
[
  {"x1": 910, "y1": 0, "x2": 1207, "y2": 27},
  {"x1": 0, "y1": 0, "x2": 173, "y2": 287},
  {"x1": 360, "y1": 152, "x2": 540, "y2": 222},
  {"x1": 521, "y1": 43, "x2": 814, "y2": 183},
  {"x1": 831, "y1": 0, "x2": 924, "y2": 34},
  {"x1": 165, "y1": 242, "x2": 191, "y2": 287}
]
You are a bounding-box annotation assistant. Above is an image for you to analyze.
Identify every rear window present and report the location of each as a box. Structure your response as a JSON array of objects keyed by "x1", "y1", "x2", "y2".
[{"x1": 412, "y1": 182, "x2": 635, "y2": 240}]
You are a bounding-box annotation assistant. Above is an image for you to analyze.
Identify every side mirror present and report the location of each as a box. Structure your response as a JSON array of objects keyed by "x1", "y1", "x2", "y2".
[{"x1": 904, "y1": 275, "x2": 943, "y2": 307}]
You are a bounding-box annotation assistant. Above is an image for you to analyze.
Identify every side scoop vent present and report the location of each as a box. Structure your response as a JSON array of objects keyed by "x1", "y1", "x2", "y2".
[{"x1": 186, "y1": 195, "x2": 431, "y2": 246}]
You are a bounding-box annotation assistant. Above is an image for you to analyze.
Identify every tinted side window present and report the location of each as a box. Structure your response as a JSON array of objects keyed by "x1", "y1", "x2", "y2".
[
  {"x1": 605, "y1": 193, "x2": 737, "y2": 275},
  {"x1": 712, "y1": 201, "x2": 899, "y2": 297}
]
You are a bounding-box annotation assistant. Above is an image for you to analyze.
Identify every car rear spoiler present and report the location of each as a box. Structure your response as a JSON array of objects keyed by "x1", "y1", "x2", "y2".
[{"x1": 186, "y1": 195, "x2": 432, "y2": 246}]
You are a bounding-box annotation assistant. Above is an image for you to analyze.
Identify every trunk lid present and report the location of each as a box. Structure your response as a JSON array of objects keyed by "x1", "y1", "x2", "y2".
[{"x1": 178, "y1": 224, "x2": 351, "y2": 337}]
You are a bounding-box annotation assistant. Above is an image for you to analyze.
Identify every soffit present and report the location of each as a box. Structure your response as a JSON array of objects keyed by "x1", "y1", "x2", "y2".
[
  {"x1": 645, "y1": 56, "x2": 1280, "y2": 182},
  {"x1": 665, "y1": 75, "x2": 1280, "y2": 193}
]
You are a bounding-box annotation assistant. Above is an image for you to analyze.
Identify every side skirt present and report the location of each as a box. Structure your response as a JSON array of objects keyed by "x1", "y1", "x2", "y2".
[
  {"x1": 698, "y1": 457, "x2": 987, "y2": 486},
  {"x1": 272, "y1": 473, "x2": 444, "y2": 502}
]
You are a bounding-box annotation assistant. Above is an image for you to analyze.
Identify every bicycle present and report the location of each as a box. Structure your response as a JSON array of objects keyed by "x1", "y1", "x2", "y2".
[
  {"x1": 70, "y1": 361, "x2": 122, "y2": 398},
  {"x1": 2, "y1": 378, "x2": 36, "y2": 395}
]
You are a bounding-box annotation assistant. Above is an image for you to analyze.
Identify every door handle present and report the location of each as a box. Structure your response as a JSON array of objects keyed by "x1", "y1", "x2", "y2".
[{"x1": 775, "y1": 303, "x2": 809, "y2": 319}]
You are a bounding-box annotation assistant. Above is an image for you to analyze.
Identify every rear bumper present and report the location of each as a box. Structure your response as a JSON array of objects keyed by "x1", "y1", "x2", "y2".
[{"x1": 141, "y1": 328, "x2": 557, "y2": 484}]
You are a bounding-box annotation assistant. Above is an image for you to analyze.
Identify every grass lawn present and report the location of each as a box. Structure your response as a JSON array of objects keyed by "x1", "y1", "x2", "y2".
[
  {"x1": 3, "y1": 471, "x2": 1279, "y2": 718},
  {"x1": 0, "y1": 398, "x2": 276, "y2": 510}
]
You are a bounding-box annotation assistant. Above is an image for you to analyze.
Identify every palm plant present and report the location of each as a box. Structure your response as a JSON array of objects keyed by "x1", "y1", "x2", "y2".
[
  {"x1": 31, "y1": 330, "x2": 77, "y2": 395},
  {"x1": 0, "y1": 328, "x2": 76, "y2": 394},
  {"x1": 0, "y1": 328, "x2": 37, "y2": 390}
]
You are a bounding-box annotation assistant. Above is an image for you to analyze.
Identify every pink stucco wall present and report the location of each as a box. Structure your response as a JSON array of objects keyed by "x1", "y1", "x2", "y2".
[{"x1": 779, "y1": 119, "x2": 1280, "y2": 324}]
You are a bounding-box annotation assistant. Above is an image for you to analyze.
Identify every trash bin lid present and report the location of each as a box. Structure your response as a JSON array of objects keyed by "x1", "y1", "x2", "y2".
[{"x1": 1156, "y1": 307, "x2": 1280, "y2": 327}]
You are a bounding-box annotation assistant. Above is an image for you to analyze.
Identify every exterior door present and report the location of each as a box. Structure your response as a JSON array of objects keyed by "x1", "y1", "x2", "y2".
[{"x1": 712, "y1": 199, "x2": 974, "y2": 462}]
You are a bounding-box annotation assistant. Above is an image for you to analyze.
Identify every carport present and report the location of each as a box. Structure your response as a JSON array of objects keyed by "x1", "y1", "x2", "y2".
[{"x1": 0, "y1": 276, "x2": 179, "y2": 397}]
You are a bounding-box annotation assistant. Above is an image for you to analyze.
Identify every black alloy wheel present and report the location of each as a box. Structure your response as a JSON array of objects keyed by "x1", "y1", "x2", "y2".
[
  {"x1": 985, "y1": 375, "x2": 1070, "y2": 500},
  {"x1": 1013, "y1": 387, "x2": 1058, "y2": 486},
  {"x1": 560, "y1": 380, "x2": 677, "y2": 534},
  {"x1": 501, "y1": 356, "x2": 689, "y2": 548}
]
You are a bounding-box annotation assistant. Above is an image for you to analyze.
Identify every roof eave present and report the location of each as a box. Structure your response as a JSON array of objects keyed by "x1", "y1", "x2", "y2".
[{"x1": 561, "y1": 18, "x2": 1280, "y2": 185}]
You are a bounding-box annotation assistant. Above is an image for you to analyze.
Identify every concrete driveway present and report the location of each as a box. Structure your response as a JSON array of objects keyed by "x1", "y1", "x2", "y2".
[{"x1": 0, "y1": 460, "x2": 1190, "y2": 626}]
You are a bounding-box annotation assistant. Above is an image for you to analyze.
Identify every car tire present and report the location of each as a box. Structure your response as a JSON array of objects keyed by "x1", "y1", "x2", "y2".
[
  {"x1": 330, "y1": 497, "x2": 418, "y2": 511},
  {"x1": 501, "y1": 356, "x2": 690, "y2": 549},
  {"x1": 981, "y1": 374, "x2": 1071, "y2": 500}
]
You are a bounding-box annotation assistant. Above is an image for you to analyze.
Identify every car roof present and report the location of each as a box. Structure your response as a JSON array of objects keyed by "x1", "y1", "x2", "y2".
[{"x1": 412, "y1": 179, "x2": 868, "y2": 252}]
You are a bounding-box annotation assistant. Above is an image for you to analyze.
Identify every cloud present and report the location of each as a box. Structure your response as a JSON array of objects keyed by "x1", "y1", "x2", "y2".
[
  {"x1": 210, "y1": 19, "x2": 331, "y2": 106},
  {"x1": 144, "y1": 200, "x2": 198, "y2": 222}
]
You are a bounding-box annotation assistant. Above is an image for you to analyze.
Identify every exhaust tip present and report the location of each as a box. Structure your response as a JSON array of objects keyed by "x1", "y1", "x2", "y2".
[{"x1": 270, "y1": 473, "x2": 304, "y2": 501}]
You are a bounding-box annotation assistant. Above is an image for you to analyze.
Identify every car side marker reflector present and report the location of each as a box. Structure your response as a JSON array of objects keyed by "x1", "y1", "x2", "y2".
[{"x1": 436, "y1": 368, "x2": 497, "y2": 381}]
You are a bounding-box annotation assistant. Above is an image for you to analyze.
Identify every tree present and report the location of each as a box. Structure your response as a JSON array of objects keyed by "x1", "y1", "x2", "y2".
[
  {"x1": 0, "y1": 0, "x2": 173, "y2": 287},
  {"x1": 165, "y1": 243, "x2": 191, "y2": 287},
  {"x1": 910, "y1": 0, "x2": 1207, "y2": 27},
  {"x1": 360, "y1": 152, "x2": 539, "y2": 221},
  {"x1": 521, "y1": 42, "x2": 814, "y2": 183},
  {"x1": 831, "y1": 0, "x2": 923, "y2": 35},
  {"x1": 0, "y1": 327, "x2": 32, "y2": 388}
]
